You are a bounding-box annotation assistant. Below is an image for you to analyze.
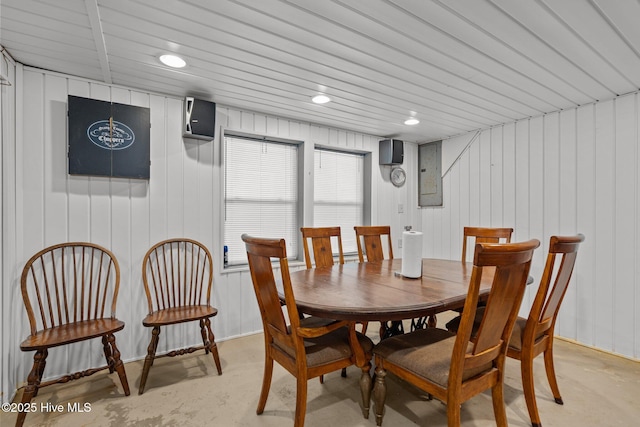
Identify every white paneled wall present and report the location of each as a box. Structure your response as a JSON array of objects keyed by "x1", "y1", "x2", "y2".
[
  {"x1": 1, "y1": 49, "x2": 18, "y2": 409},
  {"x1": 1, "y1": 66, "x2": 416, "y2": 403},
  {"x1": 7, "y1": 64, "x2": 636, "y2": 406},
  {"x1": 424, "y1": 92, "x2": 640, "y2": 359}
]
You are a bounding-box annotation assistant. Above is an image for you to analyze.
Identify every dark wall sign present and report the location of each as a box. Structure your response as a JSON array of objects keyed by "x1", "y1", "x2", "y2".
[{"x1": 68, "y1": 95, "x2": 150, "y2": 179}]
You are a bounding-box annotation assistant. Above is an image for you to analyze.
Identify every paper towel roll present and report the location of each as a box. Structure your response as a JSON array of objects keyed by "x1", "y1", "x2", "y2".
[{"x1": 401, "y1": 230, "x2": 423, "y2": 278}]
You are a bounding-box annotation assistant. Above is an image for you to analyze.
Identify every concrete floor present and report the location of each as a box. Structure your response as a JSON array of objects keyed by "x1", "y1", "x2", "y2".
[{"x1": 3, "y1": 318, "x2": 639, "y2": 427}]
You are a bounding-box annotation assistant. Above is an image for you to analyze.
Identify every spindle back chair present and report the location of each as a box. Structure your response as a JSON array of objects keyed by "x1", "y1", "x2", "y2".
[
  {"x1": 17, "y1": 242, "x2": 130, "y2": 427},
  {"x1": 139, "y1": 238, "x2": 222, "y2": 394}
]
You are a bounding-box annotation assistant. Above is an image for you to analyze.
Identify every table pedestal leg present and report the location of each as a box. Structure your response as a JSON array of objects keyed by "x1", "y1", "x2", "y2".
[
  {"x1": 410, "y1": 314, "x2": 438, "y2": 331},
  {"x1": 380, "y1": 320, "x2": 404, "y2": 339}
]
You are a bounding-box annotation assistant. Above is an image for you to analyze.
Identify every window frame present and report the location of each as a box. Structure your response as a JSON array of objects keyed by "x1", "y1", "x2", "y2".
[
  {"x1": 222, "y1": 130, "x2": 304, "y2": 268},
  {"x1": 220, "y1": 129, "x2": 373, "y2": 271},
  {"x1": 312, "y1": 146, "x2": 368, "y2": 256}
]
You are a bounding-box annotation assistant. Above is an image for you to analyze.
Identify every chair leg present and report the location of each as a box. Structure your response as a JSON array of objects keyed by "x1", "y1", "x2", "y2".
[
  {"x1": 320, "y1": 366, "x2": 348, "y2": 384},
  {"x1": 199, "y1": 318, "x2": 208, "y2": 352},
  {"x1": 257, "y1": 350, "x2": 274, "y2": 414},
  {"x1": 33, "y1": 348, "x2": 48, "y2": 398},
  {"x1": 490, "y1": 380, "x2": 508, "y2": 427},
  {"x1": 360, "y1": 321, "x2": 369, "y2": 335},
  {"x1": 446, "y1": 402, "x2": 462, "y2": 427},
  {"x1": 294, "y1": 375, "x2": 308, "y2": 427},
  {"x1": 202, "y1": 318, "x2": 222, "y2": 375},
  {"x1": 543, "y1": 344, "x2": 563, "y2": 405},
  {"x1": 490, "y1": 377, "x2": 509, "y2": 427},
  {"x1": 372, "y1": 365, "x2": 387, "y2": 426},
  {"x1": 521, "y1": 353, "x2": 542, "y2": 427},
  {"x1": 102, "y1": 335, "x2": 114, "y2": 373},
  {"x1": 106, "y1": 333, "x2": 130, "y2": 396},
  {"x1": 16, "y1": 349, "x2": 48, "y2": 427},
  {"x1": 139, "y1": 326, "x2": 160, "y2": 395}
]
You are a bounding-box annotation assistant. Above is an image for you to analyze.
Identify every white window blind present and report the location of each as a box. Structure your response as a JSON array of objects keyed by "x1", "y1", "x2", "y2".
[
  {"x1": 224, "y1": 135, "x2": 298, "y2": 265},
  {"x1": 314, "y1": 149, "x2": 364, "y2": 254}
]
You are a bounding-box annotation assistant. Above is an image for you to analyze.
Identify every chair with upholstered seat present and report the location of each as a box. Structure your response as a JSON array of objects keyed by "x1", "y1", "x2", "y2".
[
  {"x1": 301, "y1": 226, "x2": 367, "y2": 338},
  {"x1": 139, "y1": 238, "x2": 222, "y2": 394},
  {"x1": 301, "y1": 226, "x2": 344, "y2": 269},
  {"x1": 372, "y1": 239, "x2": 540, "y2": 427},
  {"x1": 355, "y1": 225, "x2": 403, "y2": 337},
  {"x1": 449, "y1": 226, "x2": 514, "y2": 321},
  {"x1": 462, "y1": 226, "x2": 513, "y2": 262},
  {"x1": 17, "y1": 242, "x2": 131, "y2": 427},
  {"x1": 242, "y1": 234, "x2": 374, "y2": 427},
  {"x1": 354, "y1": 225, "x2": 393, "y2": 263},
  {"x1": 446, "y1": 234, "x2": 584, "y2": 427},
  {"x1": 301, "y1": 226, "x2": 363, "y2": 377}
]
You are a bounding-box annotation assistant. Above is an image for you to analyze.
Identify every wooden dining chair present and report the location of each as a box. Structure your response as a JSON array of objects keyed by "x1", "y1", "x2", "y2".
[
  {"x1": 372, "y1": 239, "x2": 540, "y2": 427},
  {"x1": 462, "y1": 226, "x2": 513, "y2": 262},
  {"x1": 447, "y1": 234, "x2": 585, "y2": 427},
  {"x1": 448, "y1": 226, "x2": 514, "y2": 319},
  {"x1": 300, "y1": 226, "x2": 345, "y2": 268},
  {"x1": 354, "y1": 225, "x2": 393, "y2": 263},
  {"x1": 17, "y1": 242, "x2": 130, "y2": 427},
  {"x1": 301, "y1": 226, "x2": 366, "y2": 333},
  {"x1": 301, "y1": 226, "x2": 363, "y2": 375},
  {"x1": 242, "y1": 234, "x2": 374, "y2": 427},
  {"x1": 355, "y1": 225, "x2": 400, "y2": 337},
  {"x1": 139, "y1": 238, "x2": 222, "y2": 395},
  {"x1": 509, "y1": 234, "x2": 584, "y2": 427}
]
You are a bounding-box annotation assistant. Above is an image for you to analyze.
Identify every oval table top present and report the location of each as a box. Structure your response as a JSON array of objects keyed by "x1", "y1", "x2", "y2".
[{"x1": 287, "y1": 258, "x2": 496, "y2": 322}]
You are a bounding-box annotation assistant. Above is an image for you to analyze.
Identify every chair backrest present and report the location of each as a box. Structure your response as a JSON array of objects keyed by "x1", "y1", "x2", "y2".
[
  {"x1": 21, "y1": 242, "x2": 121, "y2": 335},
  {"x1": 300, "y1": 226, "x2": 344, "y2": 269},
  {"x1": 527, "y1": 234, "x2": 585, "y2": 337},
  {"x1": 142, "y1": 238, "x2": 213, "y2": 314},
  {"x1": 354, "y1": 225, "x2": 394, "y2": 262},
  {"x1": 461, "y1": 226, "x2": 513, "y2": 262},
  {"x1": 242, "y1": 234, "x2": 300, "y2": 348},
  {"x1": 452, "y1": 239, "x2": 539, "y2": 386}
]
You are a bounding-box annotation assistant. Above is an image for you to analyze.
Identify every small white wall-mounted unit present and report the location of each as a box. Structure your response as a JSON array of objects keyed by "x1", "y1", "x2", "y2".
[
  {"x1": 379, "y1": 138, "x2": 404, "y2": 165},
  {"x1": 183, "y1": 97, "x2": 216, "y2": 140}
]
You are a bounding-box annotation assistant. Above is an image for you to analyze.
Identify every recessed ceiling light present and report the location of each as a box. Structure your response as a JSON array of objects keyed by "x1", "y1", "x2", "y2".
[
  {"x1": 312, "y1": 94, "x2": 331, "y2": 104},
  {"x1": 404, "y1": 118, "x2": 420, "y2": 125},
  {"x1": 159, "y1": 54, "x2": 186, "y2": 68}
]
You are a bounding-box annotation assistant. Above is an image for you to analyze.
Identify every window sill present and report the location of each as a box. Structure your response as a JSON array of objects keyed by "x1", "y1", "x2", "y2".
[{"x1": 220, "y1": 259, "x2": 307, "y2": 275}]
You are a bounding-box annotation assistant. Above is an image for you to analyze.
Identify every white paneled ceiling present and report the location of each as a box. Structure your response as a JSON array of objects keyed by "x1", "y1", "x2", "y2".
[{"x1": 2, "y1": 0, "x2": 639, "y2": 142}]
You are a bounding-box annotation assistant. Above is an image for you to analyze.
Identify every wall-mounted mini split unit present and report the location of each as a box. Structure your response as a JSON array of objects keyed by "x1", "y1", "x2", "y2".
[
  {"x1": 183, "y1": 97, "x2": 216, "y2": 140},
  {"x1": 379, "y1": 138, "x2": 404, "y2": 165}
]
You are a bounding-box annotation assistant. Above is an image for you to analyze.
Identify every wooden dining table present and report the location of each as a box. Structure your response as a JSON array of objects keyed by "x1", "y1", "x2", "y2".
[
  {"x1": 286, "y1": 257, "x2": 497, "y2": 419},
  {"x1": 288, "y1": 258, "x2": 495, "y2": 325}
]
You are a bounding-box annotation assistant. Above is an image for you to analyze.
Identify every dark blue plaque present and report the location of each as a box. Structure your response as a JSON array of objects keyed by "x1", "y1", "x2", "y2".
[{"x1": 68, "y1": 95, "x2": 150, "y2": 179}]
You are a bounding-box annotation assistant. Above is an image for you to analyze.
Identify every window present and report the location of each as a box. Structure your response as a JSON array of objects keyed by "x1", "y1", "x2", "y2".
[
  {"x1": 224, "y1": 134, "x2": 299, "y2": 265},
  {"x1": 313, "y1": 148, "x2": 364, "y2": 254}
]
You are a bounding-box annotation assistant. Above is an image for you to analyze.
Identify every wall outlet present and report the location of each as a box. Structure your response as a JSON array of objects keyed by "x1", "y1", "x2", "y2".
[
  {"x1": 398, "y1": 203, "x2": 404, "y2": 213},
  {"x1": 398, "y1": 238, "x2": 403, "y2": 248}
]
